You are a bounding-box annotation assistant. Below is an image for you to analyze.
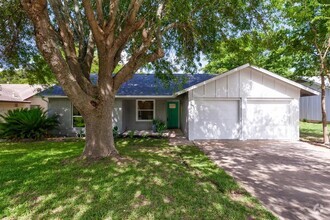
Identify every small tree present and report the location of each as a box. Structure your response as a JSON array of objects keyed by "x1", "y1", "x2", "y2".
[{"x1": 280, "y1": 0, "x2": 330, "y2": 143}]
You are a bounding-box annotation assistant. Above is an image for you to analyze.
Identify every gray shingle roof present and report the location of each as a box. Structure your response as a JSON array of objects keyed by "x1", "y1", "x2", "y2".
[{"x1": 41, "y1": 74, "x2": 215, "y2": 97}]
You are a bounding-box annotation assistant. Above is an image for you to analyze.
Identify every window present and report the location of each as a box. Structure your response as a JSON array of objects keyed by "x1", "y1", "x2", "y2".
[
  {"x1": 136, "y1": 100, "x2": 155, "y2": 121},
  {"x1": 72, "y1": 105, "x2": 85, "y2": 127}
]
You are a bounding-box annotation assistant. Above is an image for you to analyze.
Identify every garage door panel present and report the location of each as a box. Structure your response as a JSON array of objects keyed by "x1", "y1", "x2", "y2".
[
  {"x1": 246, "y1": 100, "x2": 292, "y2": 139},
  {"x1": 192, "y1": 100, "x2": 240, "y2": 139}
]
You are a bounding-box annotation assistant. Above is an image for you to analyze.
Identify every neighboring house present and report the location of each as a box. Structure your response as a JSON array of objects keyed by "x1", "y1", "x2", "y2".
[
  {"x1": 41, "y1": 64, "x2": 319, "y2": 140},
  {"x1": 0, "y1": 84, "x2": 48, "y2": 115},
  {"x1": 298, "y1": 77, "x2": 330, "y2": 122}
]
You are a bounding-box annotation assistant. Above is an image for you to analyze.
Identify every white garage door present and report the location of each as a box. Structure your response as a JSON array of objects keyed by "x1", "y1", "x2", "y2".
[
  {"x1": 191, "y1": 100, "x2": 240, "y2": 140},
  {"x1": 246, "y1": 99, "x2": 292, "y2": 139}
]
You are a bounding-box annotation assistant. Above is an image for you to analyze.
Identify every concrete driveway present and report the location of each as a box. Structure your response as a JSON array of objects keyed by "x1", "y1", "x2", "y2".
[{"x1": 195, "y1": 140, "x2": 330, "y2": 220}]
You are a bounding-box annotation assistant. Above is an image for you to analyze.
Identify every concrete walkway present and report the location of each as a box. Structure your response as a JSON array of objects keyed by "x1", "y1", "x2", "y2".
[{"x1": 195, "y1": 140, "x2": 330, "y2": 220}]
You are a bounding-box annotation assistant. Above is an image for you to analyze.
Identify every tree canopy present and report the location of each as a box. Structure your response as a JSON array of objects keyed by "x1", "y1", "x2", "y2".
[
  {"x1": 205, "y1": 0, "x2": 330, "y2": 79},
  {"x1": 1, "y1": 1, "x2": 275, "y2": 76},
  {"x1": 280, "y1": 0, "x2": 330, "y2": 77},
  {"x1": 204, "y1": 30, "x2": 297, "y2": 78}
]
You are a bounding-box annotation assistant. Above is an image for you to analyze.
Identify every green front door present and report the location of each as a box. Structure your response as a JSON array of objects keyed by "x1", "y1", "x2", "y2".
[{"x1": 167, "y1": 101, "x2": 179, "y2": 129}]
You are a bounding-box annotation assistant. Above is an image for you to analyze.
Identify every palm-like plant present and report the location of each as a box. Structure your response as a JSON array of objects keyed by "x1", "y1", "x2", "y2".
[{"x1": 0, "y1": 107, "x2": 59, "y2": 140}]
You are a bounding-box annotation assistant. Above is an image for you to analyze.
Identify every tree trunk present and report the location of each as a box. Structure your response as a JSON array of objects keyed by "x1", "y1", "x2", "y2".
[
  {"x1": 320, "y1": 74, "x2": 329, "y2": 144},
  {"x1": 82, "y1": 96, "x2": 119, "y2": 159}
]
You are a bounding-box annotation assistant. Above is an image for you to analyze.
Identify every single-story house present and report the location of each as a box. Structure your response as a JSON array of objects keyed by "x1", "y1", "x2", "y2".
[
  {"x1": 297, "y1": 77, "x2": 330, "y2": 122},
  {"x1": 0, "y1": 84, "x2": 48, "y2": 115},
  {"x1": 40, "y1": 64, "x2": 319, "y2": 140}
]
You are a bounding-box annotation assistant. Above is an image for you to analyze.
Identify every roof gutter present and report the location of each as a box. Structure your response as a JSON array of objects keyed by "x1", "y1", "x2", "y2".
[
  {"x1": 44, "y1": 95, "x2": 177, "y2": 99},
  {"x1": 0, "y1": 100, "x2": 31, "y2": 103}
]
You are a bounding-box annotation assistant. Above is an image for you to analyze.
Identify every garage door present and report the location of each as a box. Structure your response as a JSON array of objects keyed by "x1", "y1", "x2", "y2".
[
  {"x1": 246, "y1": 99, "x2": 292, "y2": 139},
  {"x1": 191, "y1": 100, "x2": 240, "y2": 139}
]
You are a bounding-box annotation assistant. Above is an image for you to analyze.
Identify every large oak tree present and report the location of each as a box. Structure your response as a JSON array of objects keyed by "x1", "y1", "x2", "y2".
[{"x1": 1, "y1": 0, "x2": 264, "y2": 158}]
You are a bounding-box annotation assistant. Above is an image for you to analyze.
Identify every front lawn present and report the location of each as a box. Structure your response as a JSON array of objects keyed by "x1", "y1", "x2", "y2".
[
  {"x1": 0, "y1": 138, "x2": 275, "y2": 219},
  {"x1": 300, "y1": 121, "x2": 330, "y2": 142}
]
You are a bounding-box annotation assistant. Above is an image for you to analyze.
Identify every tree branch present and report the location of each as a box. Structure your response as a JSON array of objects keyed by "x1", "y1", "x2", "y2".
[
  {"x1": 105, "y1": 0, "x2": 119, "y2": 35},
  {"x1": 49, "y1": 0, "x2": 76, "y2": 58},
  {"x1": 113, "y1": 48, "x2": 164, "y2": 91},
  {"x1": 112, "y1": 0, "x2": 145, "y2": 53},
  {"x1": 48, "y1": 0, "x2": 96, "y2": 95},
  {"x1": 80, "y1": 31, "x2": 95, "y2": 79},
  {"x1": 70, "y1": 0, "x2": 86, "y2": 56},
  {"x1": 322, "y1": 37, "x2": 330, "y2": 60},
  {"x1": 113, "y1": 28, "x2": 164, "y2": 90},
  {"x1": 127, "y1": 0, "x2": 143, "y2": 24},
  {"x1": 21, "y1": 0, "x2": 97, "y2": 112},
  {"x1": 162, "y1": 22, "x2": 190, "y2": 34},
  {"x1": 82, "y1": 0, "x2": 104, "y2": 47},
  {"x1": 96, "y1": 0, "x2": 105, "y2": 26}
]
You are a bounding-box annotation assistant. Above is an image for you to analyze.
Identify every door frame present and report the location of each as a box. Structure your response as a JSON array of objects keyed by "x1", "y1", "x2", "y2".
[{"x1": 167, "y1": 100, "x2": 180, "y2": 129}]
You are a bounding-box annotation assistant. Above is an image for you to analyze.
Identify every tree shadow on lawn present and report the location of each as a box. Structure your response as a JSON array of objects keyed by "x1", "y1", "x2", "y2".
[
  {"x1": 300, "y1": 128, "x2": 325, "y2": 144},
  {"x1": 300, "y1": 128, "x2": 323, "y2": 138},
  {"x1": 0, "y1": 138, "x2": 275, "y2": 219}
]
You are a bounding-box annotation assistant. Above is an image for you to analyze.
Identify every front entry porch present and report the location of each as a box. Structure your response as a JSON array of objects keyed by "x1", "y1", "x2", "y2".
[{"x1": 121, "y1": 98, "x2": 184, "y2": 132}]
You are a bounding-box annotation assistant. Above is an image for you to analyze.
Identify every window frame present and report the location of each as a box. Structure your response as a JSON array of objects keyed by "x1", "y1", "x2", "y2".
[
  {"x1": 72, "y1": 104, "x2": 85, "y2": 128},
  {"x1": 136, "y1": 99, "x2": 156, "y2": 122}
]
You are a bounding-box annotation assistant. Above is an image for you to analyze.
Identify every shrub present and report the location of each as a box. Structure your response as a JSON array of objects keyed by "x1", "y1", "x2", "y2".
[
  {"x1": 113, "y1": 126, "x2": 119, "y2": 138},
  {"x1": 152, "y1": 119, "x2": 167, "y2": 133},
  {"x1": 0, "y1": 108, "x2": 59, "y2": 140},
  {"x1": 128, "y1": 130, "x2": 134, "y2": 138}
]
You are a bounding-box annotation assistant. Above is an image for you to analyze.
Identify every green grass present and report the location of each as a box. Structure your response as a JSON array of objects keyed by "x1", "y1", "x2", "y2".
[
  {"x1": 300, "y1": 121, "x2": 330, "y2": 142},
  {"x1": 0, "y1": 138, "x2": 276, "y2": 219}
]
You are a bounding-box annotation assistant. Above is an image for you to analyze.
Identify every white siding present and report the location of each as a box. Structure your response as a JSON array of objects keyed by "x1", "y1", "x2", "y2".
[
  {"x1": 189, "y1": 67, "x2": 300, "y2": 140},
  {"x1": 191, "y1": 67, "x2": 300, "y2": 100},
  {"x1": 228, "y1": 73, "x2": 239, "y2": 97},
  {"x1": 204, "y1": 81, "x2": 216, "y2": 97},
  {"x1": 215, "y1": 78, "x2": 227, "y2": 97}
]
